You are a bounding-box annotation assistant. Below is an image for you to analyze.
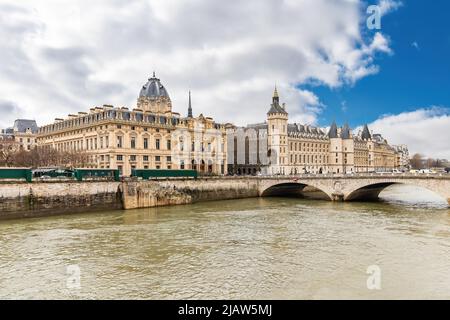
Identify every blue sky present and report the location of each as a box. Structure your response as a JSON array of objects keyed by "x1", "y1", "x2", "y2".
[{"x1": 309, "y1": 0, "x2": 450, "y2": 128}]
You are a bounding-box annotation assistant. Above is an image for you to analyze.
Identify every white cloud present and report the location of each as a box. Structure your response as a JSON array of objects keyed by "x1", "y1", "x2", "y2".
[
  {"x1": 0, "y1": 0, "x2": 397, "y2": 129},
  {"x1": 364, "y1": 108, "x2": 450, "y2": 159},
  {"x1": 378, "y1": 0, "x2": 403, "y2": 16}
]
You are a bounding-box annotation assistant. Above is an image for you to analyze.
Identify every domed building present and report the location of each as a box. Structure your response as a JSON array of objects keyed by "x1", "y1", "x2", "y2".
[
  {"x1": 137, "y1": 72, "x2": 173, "y2": 113},
  {"x1": 37, "y1": 74, "x2": 229, "y2": 176}
]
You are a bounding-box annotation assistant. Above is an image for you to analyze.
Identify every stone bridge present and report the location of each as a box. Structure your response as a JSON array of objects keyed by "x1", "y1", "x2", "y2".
[
  {"x1": 1, "y1": 174, "x2": 448, "y2": 220},
  {"x1": 122, "y1": 174, "x2": 450, "y2": 209},
  {"x1": 254, "y1": 174, "x2": 450, "y2": 204}
]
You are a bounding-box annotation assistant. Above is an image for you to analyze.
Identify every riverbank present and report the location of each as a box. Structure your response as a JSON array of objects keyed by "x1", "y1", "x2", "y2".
[
  {"x1": 0, "y1": 181, "x2": 122, "y2": 220},
  {"x1": 1, "y1": 175, "x2": 449, "y2": 220},
  {"x1": 0, "y1": 179, "x2": 261, "y2": 220}
]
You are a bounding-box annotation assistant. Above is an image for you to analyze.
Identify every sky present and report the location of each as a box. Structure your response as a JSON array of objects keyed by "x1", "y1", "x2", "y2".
[{"x1": 0, "y1": 0, "x2": 449, "y2": 158}]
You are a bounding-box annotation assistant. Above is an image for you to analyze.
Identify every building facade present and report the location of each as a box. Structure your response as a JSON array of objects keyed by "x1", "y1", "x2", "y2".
[
  {"x1": 1, "y1": 119, "x2": 38, "y2": 151},
  {"x1": 228, "y1": 88, "x2": 402, "y2": 175},
  {"x1": 393, "y1": 144, "x2": 410, "y2": 171},
  {"x1": 37, "y1": 74, "x2": 228, "y2": 176}
]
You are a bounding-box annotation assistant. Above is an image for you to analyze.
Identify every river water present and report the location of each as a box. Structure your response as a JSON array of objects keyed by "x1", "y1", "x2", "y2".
[{"x1": 0, "y1": 185, "x2": 449, "y2": 300}]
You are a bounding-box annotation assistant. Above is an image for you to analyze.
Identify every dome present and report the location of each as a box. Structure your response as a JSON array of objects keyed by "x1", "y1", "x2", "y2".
[{"x1": 139, "y1": 72, "x2": 170, "y2": 100}]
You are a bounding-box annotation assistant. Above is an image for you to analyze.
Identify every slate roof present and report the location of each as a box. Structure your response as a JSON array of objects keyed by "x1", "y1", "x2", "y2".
[
  {"x1": 341, "y1": 123, "x2": 351, "y2": 139},
  {"x1": 13, "y1": 119, "x2": 38, "y2": 133},
  {"x1": 328, "y1": 121, "x2": 338, "y2": 138},
  {"x1": 361, "y1": 124, "x2": 372, "y2": 140},
  {"x1": 267, "y1": 86, "x2": 288, "y2": 115},
  {"x1": 139, "y1": 72, "x2": 170, "y2": 99},
  {"x1": 267, "y1": 102, "x2": 288, "y2": 115}
]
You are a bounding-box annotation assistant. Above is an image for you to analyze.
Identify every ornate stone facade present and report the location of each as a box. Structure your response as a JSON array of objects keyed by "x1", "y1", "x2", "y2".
[
  {"x1": 228, "y1": 88, "x2": 404, "y2": 175},
  {"x1": 1, "y1": 119, "x2": 38, "y2": 152},
  {"x1": 37, "y1": 74, "x2": 228, "y2": 176}
]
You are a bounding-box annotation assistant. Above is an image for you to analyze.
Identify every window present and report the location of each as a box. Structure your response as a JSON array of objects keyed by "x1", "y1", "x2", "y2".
[
  {"x1": 167, "y1": 140, "x2": 171, "y2": 150},
  {"x1": 131, "y1": 137, "x2": 136, "y2": 149},
  {"x1": 167, "y1": 156, "x2": 172, "y2": 163},
  {"x1": 180, "y1": 139, "x2": 184, "y2": 151},
  {"x1": 117, "y1": 155, "x2": 123, "y2": 161},
  {"x1": 191, "y1": 142, "x2": 195, "y2": 152},
  {"x1": 144, "y1": 138, "x2": 148, "y2": 149},
  {"x1": 118, "y1": 165, "x2": 123, "y2": 174},
  {"x1": 117, "y1": 136, "x2": 123, "y2": 148},
  {"x1": 130, "y1": 155, "x2": 136, "y2": 162},
  {"x1": 155, "y1": 156, "x2": 161, "y2": 162},
  {"x1": 143, "y1": 156, "x2": 149, "y2": 162},
  {"x1": 156, "y1": 139, "x2": 160, "y2": 150}
]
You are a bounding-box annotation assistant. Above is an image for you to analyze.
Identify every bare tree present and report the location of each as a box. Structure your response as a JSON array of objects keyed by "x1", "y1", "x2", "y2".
[
  {"x1": 1, "y1": 146, "x2": 91, "y2": 168},
  {"x1": 410, "y1": 153, "x2": 424, "y2": 169},
  {"x1": 0, "y1": 139, "x2": 20, "y2": 167}
]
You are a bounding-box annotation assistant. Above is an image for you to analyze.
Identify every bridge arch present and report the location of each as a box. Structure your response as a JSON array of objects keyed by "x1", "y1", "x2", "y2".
[
  {"x1": 345, "y1": 182, "x2": 397, "y2": 201},
  {"x1": 344, "y1": 180, "x2": 450, "y2": 205},
  {"x1": 260, "y1": 182, "x2": 333, "y2": 201}
]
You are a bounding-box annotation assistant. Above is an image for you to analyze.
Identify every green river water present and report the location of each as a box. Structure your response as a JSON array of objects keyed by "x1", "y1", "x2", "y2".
[{"x1": 0, "y1": 185, "x2": 449, "y2": 299}]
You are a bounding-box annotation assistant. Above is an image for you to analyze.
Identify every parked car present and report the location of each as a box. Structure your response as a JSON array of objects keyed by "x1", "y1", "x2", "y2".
[
  {"x1": 419, "y1": 169, "x2": 435, "y2": 174},
  {"x1": 445, "y1": 167, "x2": 450, "y2": 173}
]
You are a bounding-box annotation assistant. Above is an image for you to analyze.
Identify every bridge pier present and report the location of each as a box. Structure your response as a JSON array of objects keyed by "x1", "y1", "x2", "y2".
[{"x1": 331, "y1": 193, "x2": 344, "y2": 202}]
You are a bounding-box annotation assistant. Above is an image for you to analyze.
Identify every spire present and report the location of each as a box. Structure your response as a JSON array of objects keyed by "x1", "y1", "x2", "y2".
[
  {"x1": 188, "y1": 90, "x2": 193, "y2": 118},
  {"x1": 328, "y1": 121, "x2": 338, "y2": 138},
  {"x1": 273, "y1": 85, "x2": 279, "y2": 98},
  {"x1": 361, "y1": 124, "x2": 372, "y2": 140},
  {"x1": 272, "y1": 85, "x2": 280, "y2": 104},
  {"x1": 267, "y1": 85, "x2": 287, "y2": 115},
  {"x1": 341, "y1": 123, "x2": 351, "y2": 139},
  {"x1": 152, "y1": 71, "x2": 156, "y2": 78}
]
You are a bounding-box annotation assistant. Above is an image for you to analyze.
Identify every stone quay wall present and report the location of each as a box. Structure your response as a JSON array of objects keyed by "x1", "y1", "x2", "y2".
[
  {"x1": 0, "y1": 179, "x2": 260, "y2": 220},
  {"x1": 0, "y1": 181, "x2": 122, "y2": 220},
  {"x1": 121, "y1": 178, "x2": 260, "y2": 209}
]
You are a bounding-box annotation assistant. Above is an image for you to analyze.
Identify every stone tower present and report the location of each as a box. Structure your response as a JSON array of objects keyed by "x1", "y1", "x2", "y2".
[
  {"x1": 267, "y1": 86, "x2": 288, "y2": 175},
  {"x1": 328, "y1": 122, "x2": 355, "y2": 174}
]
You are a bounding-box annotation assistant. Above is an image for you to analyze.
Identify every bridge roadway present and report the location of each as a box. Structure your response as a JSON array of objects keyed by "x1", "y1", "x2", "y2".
[{"x1": 197, "y1": 173, "x2": 450, "y2": 204}]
